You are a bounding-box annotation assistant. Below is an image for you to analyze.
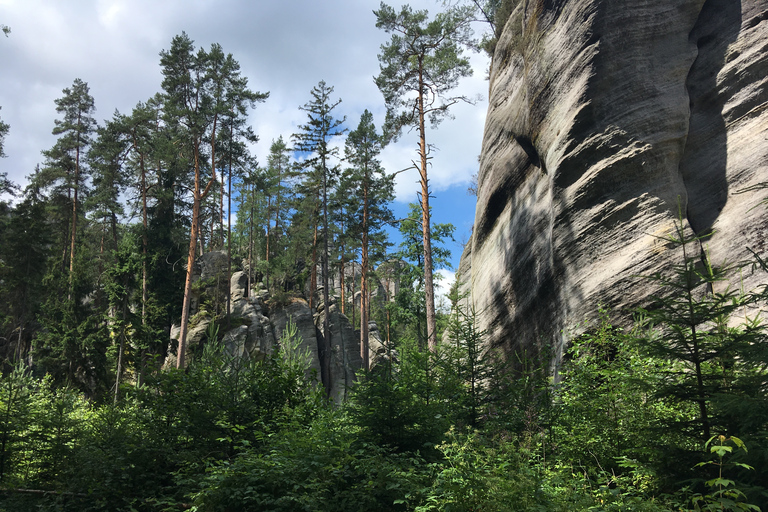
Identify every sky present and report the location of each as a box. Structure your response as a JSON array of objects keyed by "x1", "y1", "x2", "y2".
[{"x1": 0, "y1": 0, "x2": 489, "y2": 298}]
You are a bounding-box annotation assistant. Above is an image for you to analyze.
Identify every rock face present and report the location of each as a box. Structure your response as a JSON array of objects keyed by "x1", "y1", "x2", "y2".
[
  {"x1": 167, "y1": 252, "x2": 367, "y2": 402},
  {"x1": 465, "y1": 0, "x2": 768, "y2": 363},
  {"x1": 314, "y1": 299, "x2": 364, "y2": 403},
  {"x1": 271, "y1": 298, "x2": 323, "y2": 381}
]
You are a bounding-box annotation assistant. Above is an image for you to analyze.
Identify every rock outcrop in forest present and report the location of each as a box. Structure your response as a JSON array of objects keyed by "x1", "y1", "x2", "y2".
[
  {"x1": 166, "y1": 251, "x2": 389, "y2": 403},
  {"x1": 463, "y1": 0, "x2": 768, "y2": 362}
]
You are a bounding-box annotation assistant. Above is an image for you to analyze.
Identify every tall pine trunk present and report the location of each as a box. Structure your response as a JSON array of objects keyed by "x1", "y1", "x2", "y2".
[
  {"x1": 177, "y1": 146, "x2": 216, "y2": 369},
  {"x1": 69, "y1": 126, "x2": 81, "y2": 298},
  {"x1": 417, "y1": 62, "x2": 437, "y2": 351},
  {"x1": 360, "y1": 174, "x2": 370, "y2": 370},
  {"x1": 321, "y1": 158, "x2": 331, "y2": 396},
  {"x1": 140, "y1": 154, "x2": 149, "y2": 385}
]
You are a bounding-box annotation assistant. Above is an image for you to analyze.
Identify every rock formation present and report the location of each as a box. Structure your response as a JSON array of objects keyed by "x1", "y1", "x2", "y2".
[
  {"x1": 464, "y1": 0, "x2": 768, "y2": 363},
  {"x1": 166, "y1": 251, "x2": 386, "y2": 402}
]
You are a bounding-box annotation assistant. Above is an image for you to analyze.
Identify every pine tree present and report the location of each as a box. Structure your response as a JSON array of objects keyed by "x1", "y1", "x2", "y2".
[
  {"x1": 292, "y1": 81, "x2": 346, "y2": 395},
  {"x1": 119, "y1": 100, "x2": 158, "y2": 380},
  {"x1": 393, "y1": 203, "x2": 455, "y2": 348},
  {"x1": 637, "y1": 217, "x2": 768, "y2": 441},
  {"x1": 375, "y1": 2, "x2": 475, "y2": 350},
  {"x1": 161, "y1": 34, "x2": 264, "y2": 368},
  {"x1": 443, "y1": 0, "x2": 517, "y2": 55},
  {"x1": 262, "y1": 137, "x2": 292, "y2": 293},
  {"x1": 87, "y1": 113, "x2": 130, "y2": 254},
  {"x1": 160, "y1": 32, "x2": 211, "y2": 369},
  {"x1": 343, "y1": 110, "x2": 394, "y2": 370},
  {"x1": 0, "y1": 188, "x2": 51, "y2": 362},
  {"x1": 37, "y1": 78, "x2": 97, "y2": 291}
]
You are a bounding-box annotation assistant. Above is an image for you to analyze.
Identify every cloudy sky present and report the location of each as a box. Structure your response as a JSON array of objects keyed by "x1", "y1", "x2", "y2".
[{"x1": 0, "y1": 0, "x2": 489, "y2": 285}]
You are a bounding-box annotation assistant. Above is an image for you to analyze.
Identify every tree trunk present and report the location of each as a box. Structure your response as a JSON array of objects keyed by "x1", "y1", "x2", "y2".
[
  {"x1": 69, "y1": 129, "x2": 81, "y2": 298},
  {"x1": 340, "y1": 230, "x2": 345, "y2": 315},
  {"x1": 360, "y1": 176, "x2": 370, "y2": 370},
  {"x1": 265, "y1": 194, "x2": 272, "y2": 292},
  {"x1": 248, "y1": 177, "x2": 255, "y2": 296},
  {"x1": 321, "y1": 158, "x2": 331, "y2": 397},
  {"x1": 177, "y1": 146, "x2": 216, "y2": 369},
  {"x1": 140, "y1": 154, "x2": 148, "y2": 385},
  {"x1": 220, "y1": 168, "x2": 225, "y2": 249},
  {"x1": 226, "y1": 125, "x2": 233, "y2": 328},
  {"x1": 384, "y1": 271, "x2": 393, "y2": 344},
  {"x1": 177, "y1": 200, "x2": 199, "y2": 369},
  {"x1": 310, "y1": 220, "x2": 318, "y2": 310},
  {"x1": 417, "y1": 64, "x2": 438, "y2": 351},
  {"x1": 114, "y1": 290, "x2": 128, "y2": 404},
  {"x1": 351, "y1": 264, "x2": 356, "y2": 330}
]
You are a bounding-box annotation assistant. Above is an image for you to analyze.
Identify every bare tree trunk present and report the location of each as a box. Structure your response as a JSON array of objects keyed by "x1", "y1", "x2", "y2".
[
  {"x1": 178, "y1": 201, "x2": 199, "y2": 368},
  {"x1": 114, "y1": 294, "x2": 128, "y2": 404},
  {"x1": 360, "y1": 177, "x2": 370, "y2": 370},
  {"x1": 220, "y1": 169, "x2": 225, "y2": 249},
  {"x1": 265, "y1": 194, "x2": 272, "y2": 292},
  {"x1": 351, "y1": 264, "x2": 356, "y2": 330},
  {"x1": 321, "y1": 161, "x2": 331, "y2": 396},
  {"x1": 386, "y1": 275, "x2": 391, "y2": 344},
  {"x1": 418, "y1": 63, "x2": 437, "y2": 351},
  {"x1": 310, "y1": 220, "x2": 318, "y2": 310},
  {"x1": 140, "y1": 154, "x2": 149, "y2": 385},
  {"x1": 69, "y1": 131, "x2": 81, "y2": 298},
  {"x1": 248, "y1": 177, "x2": 255, "y2": 296},
  {"x1": 226, "y1": 122, "x2": 233, "y2": 328},
  {"x1": 178, "y1": 147, "x2": 217, "y2": 369},
  {"x1": 340, "y1": 237, "x2": 345, "y2": 315}
]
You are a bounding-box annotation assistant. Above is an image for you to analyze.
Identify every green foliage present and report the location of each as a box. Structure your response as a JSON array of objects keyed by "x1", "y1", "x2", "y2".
[
  {"x1": 0, "y1": 191, "x2": 51, "y2": 361},
  {"x1": 389, "y1": 203, "x2": 455, "y2": 346},
  {"x1": 553, "y1": 311, "x2": 686, "y2": 476},
  {"x1": 685, "y1": 436, "x2": 761, "y2": 512},
  {"x1": 415, "y1": 430, "x2": 540, "y2": 512},
  {"x1": 349, "y1": 338, "x2": 449, "y2": 457},
  {"x1": 0, "y1": 370, "x2": 90, "y2": 499},
  {"x1": 635, "y1": 217, "x2": 768, "y2": 445},
  {"x1": 192, "y1": 408, "x2": 428, "y2": 512},
  {"x1": 32, "y1": 264, "x2": 110, "y2": 396},
  {"x1": 375, "y1": 1, "x2": 476, "y2": 137},
  {"x1": 445, "y1": 0, "x2": 519, "y2": 55},
  {"x1": 0, "y1": 364, "x2": 36, "y2": 483},
  {"x1": 440, "y1": 303, "x2": 499, "y2": 429}
]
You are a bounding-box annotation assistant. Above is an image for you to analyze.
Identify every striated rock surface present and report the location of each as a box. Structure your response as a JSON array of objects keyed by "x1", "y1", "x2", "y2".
[{"x1": 465, "y1": 0, "x2": 768, "y2": 363}]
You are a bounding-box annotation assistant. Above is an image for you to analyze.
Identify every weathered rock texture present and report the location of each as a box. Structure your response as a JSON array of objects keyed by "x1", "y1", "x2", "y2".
[
  {"x1": 314, "y1": 299, "x2": 364, "y2": 403},
  {"x1": 167, "y1": 251, "x2": 375, "y2": 402},
  {"x1": 466, "y1": 0, "x2": 768, "y2": 362}
]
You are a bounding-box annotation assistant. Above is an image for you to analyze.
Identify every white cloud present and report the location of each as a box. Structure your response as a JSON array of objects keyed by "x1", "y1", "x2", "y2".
[{"x1": 434, "y1": 268, "x2": 456, "y2": 313}]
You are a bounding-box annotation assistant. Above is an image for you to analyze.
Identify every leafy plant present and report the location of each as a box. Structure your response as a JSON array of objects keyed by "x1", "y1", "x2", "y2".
[{"x1": 687, "y1": 435, "x2": 760, "y2": 512}]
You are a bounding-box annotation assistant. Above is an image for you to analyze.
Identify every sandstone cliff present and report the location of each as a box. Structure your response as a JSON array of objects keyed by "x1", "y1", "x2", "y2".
[{"x1": 465, "y1": 0, "x2": 768, "y2": 362}]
